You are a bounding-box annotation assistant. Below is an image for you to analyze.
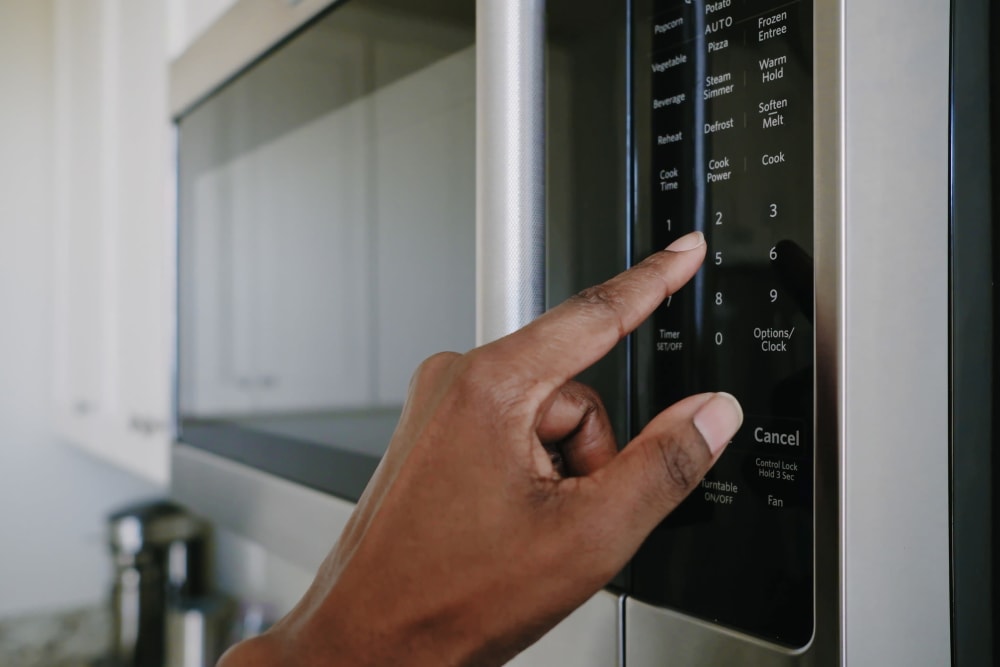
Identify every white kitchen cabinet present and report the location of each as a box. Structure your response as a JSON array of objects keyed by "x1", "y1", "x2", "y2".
[{"x1": 52, "y1": 0, "x2": 172, "y2": 485}]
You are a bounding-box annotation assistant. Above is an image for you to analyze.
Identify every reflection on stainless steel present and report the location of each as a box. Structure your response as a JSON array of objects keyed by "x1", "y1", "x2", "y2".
[{"x1": 165, "y1": 595, "x2": 236, "y2": 667}]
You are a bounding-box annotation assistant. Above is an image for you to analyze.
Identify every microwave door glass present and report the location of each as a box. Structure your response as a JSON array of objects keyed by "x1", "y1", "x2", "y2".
[{"x1": 177, "y1": 1, "x2": 476, "y2": 498}]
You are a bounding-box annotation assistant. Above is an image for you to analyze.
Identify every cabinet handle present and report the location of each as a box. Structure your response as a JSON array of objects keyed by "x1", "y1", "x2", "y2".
[
  {"x1": 129, "y1": 416, "x2": 166, "y2": 435},
  {"x1": 236, "y1": 376, "x2": 277, "y2": 389}
]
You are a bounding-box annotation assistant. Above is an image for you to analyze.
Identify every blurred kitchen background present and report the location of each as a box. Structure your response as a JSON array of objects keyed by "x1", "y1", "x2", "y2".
[
  {"x1": 0, "y1": 1, "x2": 318, "y2": 664},
  {"x1": 0, "y1": 0, "x2": 626, "y2": 662}
]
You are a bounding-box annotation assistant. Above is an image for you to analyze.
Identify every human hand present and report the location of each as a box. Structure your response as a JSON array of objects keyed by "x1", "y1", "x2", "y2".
[{"x1": 219, "y1": 230, "x2": 742, "y2": 667}]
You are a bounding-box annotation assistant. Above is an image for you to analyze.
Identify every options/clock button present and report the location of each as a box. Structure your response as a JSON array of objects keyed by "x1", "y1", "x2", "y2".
[{"x1": 753, "y1": 325, "x2": 795, "y2": 352}]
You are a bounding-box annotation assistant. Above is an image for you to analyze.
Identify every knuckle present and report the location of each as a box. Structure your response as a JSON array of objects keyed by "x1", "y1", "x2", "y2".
[
  {"x1": 409, "y1": 351, "x2": 460, "y2": 392},
  {"x1": 631, "y1": 255, "x2": 674, "y2": 294},
  {"x1": 635, "y1": 250, "x2": 673, "y2": 276},
  {"x1": 456, "y1": 347, "x2": 491, "y2": 376},
  {"x1": 450, "y1": 350, "x2": 518, "y2": 408},
  {"x1": 569, "y1": 284, "x2": 629, "y2": 337},
  {"x1": 644, "y1": 432, "x2": 707, "y2": 503},
  {"x1": 451, "y1": 350, "x2": 493, "y2": 394},
  {"x1": 413, "y1": 351, "x2": 460, "y2": 380},
  {"x1": 565, "y1": 380, "x2": 601, "y2": 406},
  {"x1": 562, "y1": 382, "x2": 606, "y2": 423}
]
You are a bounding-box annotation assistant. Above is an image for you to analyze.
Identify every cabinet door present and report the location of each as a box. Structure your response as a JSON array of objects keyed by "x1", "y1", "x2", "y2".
[
  {"x1": 53, "y1": 0, "x2": 171, "y2": 485},
  {"x1": 109, "y1": 0, "x2": 172, "y2": 482},
  {"x1": 53, "y1": 0, "x2": 114, "y2": 449}
]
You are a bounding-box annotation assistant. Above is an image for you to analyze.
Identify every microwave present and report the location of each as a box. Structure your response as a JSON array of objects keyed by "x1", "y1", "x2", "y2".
[{"x1": 170, "y1": 0, "x2": 998, "y2": 664}]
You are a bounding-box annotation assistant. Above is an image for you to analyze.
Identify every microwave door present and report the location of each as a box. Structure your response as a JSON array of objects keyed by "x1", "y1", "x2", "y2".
[{"x1": 173, "y1": 0, "x2": 479, "y2": 563}]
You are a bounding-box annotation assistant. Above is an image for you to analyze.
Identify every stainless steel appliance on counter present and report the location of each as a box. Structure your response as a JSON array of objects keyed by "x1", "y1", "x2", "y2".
[
  {"x1": 171, "y1": 0, "x2": 997, "y2": 664},
  {"x1": 108, "y1": 501, "x2": 209, "y2": 667}
]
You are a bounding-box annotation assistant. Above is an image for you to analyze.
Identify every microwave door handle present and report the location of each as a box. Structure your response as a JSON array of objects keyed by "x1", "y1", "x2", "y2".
[{"x1": 476, "y1": 0, "x2": 547, "y2": 346}]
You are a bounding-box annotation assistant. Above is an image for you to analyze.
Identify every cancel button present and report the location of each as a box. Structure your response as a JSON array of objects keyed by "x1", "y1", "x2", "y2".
[
  {"x1": 754, "y1": 426, "x2": 800, "y2": 447},
  {"x1": 740, "y1": 415, "x2": 807, "y2": 452}
]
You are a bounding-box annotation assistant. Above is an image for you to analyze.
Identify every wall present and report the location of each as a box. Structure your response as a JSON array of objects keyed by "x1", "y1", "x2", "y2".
[{"x1": 0, "y1": 0, "x2": 157, "y2": 617}]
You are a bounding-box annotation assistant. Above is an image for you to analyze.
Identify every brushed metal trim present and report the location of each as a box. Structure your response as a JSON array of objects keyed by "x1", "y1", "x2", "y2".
[
  {"x1": 171, "y1": 444, "x2": 355, "y2": 572},
  {"x1": 840, "y1": 0, "x2": 952, "y2": 663},
  {"x1": 169, "y1": 0, "x2": 340, "y2": 118},
  {"x1": 168, "y1": 123, "x2": 181, "y2": 444},
  {"x1": 625, "y1": 0, "x2": 844, "y2": 663},
  {"x1": 508, "y1": 591, "x2": 622, "y2": 667},
  {"x1": 475, "y1": 0, "x2": 546, "y2": 344},
  {"x1": 618, "y1": 592, "x2": 627, "y2": 667},
  {"x1": 814, "y1": 0, "x2": 846, "y2": 659}
]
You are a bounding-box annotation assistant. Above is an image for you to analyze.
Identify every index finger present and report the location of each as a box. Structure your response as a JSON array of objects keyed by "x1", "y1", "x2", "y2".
[{"x1": 489, "y1": 230, "x2": 706, "y2": 389}]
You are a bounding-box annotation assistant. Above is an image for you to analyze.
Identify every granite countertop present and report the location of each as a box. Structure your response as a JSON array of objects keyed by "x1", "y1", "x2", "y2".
[{"x1": 0, "y1": 606, "x2": 110, "y2": 667}]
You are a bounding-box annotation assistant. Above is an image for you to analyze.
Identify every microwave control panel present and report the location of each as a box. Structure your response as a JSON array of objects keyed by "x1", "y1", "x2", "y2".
[{"x1": 631, "y1": 0, "x2": 815, "y2": 647}]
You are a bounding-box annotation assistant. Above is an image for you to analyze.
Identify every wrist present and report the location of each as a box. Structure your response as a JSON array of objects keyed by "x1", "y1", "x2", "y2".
[{"x1": 216, "y1": 590, "x2": 500, "y2": 667}]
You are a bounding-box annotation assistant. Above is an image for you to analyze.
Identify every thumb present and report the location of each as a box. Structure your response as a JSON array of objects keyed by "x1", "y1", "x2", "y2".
[{"x1": 588, "y1": 392, "x2": 743, "y2": 555}]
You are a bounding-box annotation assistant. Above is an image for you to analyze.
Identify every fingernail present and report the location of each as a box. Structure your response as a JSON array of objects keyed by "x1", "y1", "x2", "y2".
[
  {"x1": 666, "y1": 231, "x2": 705, "y2": 252},
  {"x1": 693, "y1": 392, "x2": 743, "y2": 456}
]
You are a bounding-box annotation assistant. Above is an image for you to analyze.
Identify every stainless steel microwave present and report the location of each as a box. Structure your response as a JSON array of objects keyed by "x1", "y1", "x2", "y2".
[{"x1": 170, "y1": 0, "x2": 997, "y2": 664}]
